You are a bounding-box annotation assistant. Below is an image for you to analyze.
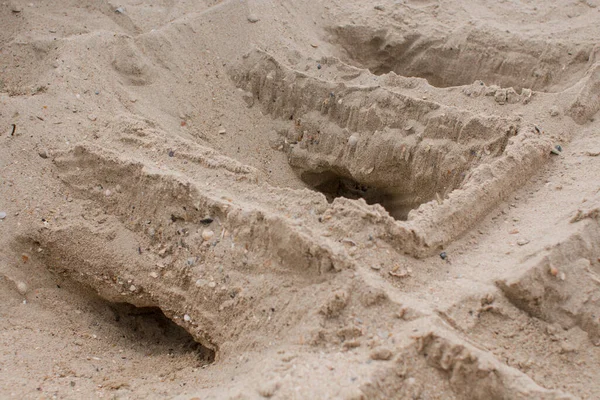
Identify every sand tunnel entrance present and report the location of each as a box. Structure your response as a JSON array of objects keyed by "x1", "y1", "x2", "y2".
[
  {"x1": 108, "y1": 302, "x2": 216, "y2": 365},
  {"x1": 300, "y1": 170, "x2": 426, "y2": 220}
]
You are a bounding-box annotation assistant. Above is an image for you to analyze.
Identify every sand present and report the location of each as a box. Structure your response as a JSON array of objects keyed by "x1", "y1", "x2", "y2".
[{"x1": 1, "y1": 0, "x2": 600, "y2": 398}]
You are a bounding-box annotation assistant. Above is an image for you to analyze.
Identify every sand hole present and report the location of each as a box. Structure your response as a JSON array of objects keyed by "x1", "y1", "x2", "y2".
[
  {"x1": 107, "y1": 302, "x2": 215, "y2": 364},
  {"x1": 301, "y1": 170, "x2": 424, "y2": 220}
]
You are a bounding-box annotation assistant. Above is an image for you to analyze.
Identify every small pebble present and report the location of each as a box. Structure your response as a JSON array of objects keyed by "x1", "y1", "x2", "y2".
[
  {"x1": 183, "y1": 314, "x2": 191, "y2": 322},
  {"x1": 38, "y1": 150, "x2": 48, "y2": 159},
  {"x1": 517, "y1": 239, "x2": 530, "y2": 246},
  {"x1": 186, "y1": 257, "x2": 196, "y2": 266},
  {"x1": 16, "y1": 281, "x2": 28, "y2": 295},
  {"x1": 247, "y1": 14, "x2": 259, "y2": 23},
  {"x1": 440, "y1": 251, "x2": 447, "y2": 260},
  {"x1": 168, "y1": 150, "x2": 175, "y2": 157},
  {"x1": 370, "y1": 347, "x2": 393, "y2": 361},
  {"x1": 347, "y1": 134, "x2": 359, "y2": 147},
  {"x1": 115, "y1": 7, "x2": 125, "y2": 14},
  {"x1": 218, "y1": 128, "x2": 227, "y2": 135},
  {"x1": 104, "y1": 189, "x2": 112, "y2": 197},
  {"x1": 202, "y1": 229, "x2": 215, "y2": 241},
  {"x1": 0, "y1": 211, "x2": 6, "y2": 220},
  {"x1": 257, "y1": 380, "x2": 280, "y2": 398},
  {"x1": 208, "y1": 281, "x2": 217, "y2": 288},
  {"x1": 129, "y1": 285, "x2": 136, "y2": 292},
  {"x1": 317, "y1": 64, "x2": 322, "y2": 70},
  {"x1": 149, "y1": 271, "x2": 159, "y2": 278}
]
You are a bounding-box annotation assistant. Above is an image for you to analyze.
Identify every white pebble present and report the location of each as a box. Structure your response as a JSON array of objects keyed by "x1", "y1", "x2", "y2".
[
  {"x1": 208, "y1": 281, "x2": 217, "y2": 288},
  {"x1": 183, "y1": 314, "x2": 191, "y2": 322},
  {"x1": 129, "y1": 285, "x2": 136, "y2": 292},
  {"x1": 0, "y1": 211, "x2": 6, "y2": 219},
  {"x1": 104, "y1": 189, "x2": 112, "y2": 197},
  {"x1": 149, "y1": 271, "x2": 158, "y2": 278},
  {"x1": 202, "y1": 229, "x2": 215, "y2": 241},
  {"x1": 16, "y1": 281, "x2": 28, "y2": 295},
  {"x1": 347, "y1": 134, "x2": 359, "y2": 147}
]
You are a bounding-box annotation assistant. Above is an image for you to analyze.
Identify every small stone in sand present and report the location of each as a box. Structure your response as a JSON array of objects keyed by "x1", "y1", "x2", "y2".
[
  {"x1": 38, "y1": 150, "x2": 48, "y2": 159},
  {"x1": 257, "y1": 380, "x2": 280, "y2": 398},
  {"x1": 0, "y1": 211, "x2": 6, "y2": 219},
  {"x1": 16, "y1": 281, "x2": 28, "y2": 295},
  {"x1": 247, "y1": 14, "x2": 259, "y2": 23},
  {"x1": 517, "y1": 239, "x2": 530, "y2": 246},
  {"x1": 218, "y1": 128, "x2": 227, "y2": 135},
  {"x1": 347, "y1": 134, "x2": 359, "y2": 147},
  {"x1": 370, "y1": 347, "x2": 393, "y2": 361},
  {"x1": 183, "y1": 314, "x2": 191, "y2": 322},
  {"x1": 202, "y1": 229, "x2": 215, "y2": 241}
]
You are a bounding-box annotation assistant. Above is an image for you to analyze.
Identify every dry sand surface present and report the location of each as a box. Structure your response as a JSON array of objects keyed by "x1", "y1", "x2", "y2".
[{"x1": 1, "y1": 0, "x2": 600, "y2": 398}]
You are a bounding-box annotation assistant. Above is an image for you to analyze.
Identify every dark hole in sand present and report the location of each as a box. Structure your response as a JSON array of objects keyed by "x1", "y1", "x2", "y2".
[
  {"x1": 301, "y1": 170, "x2": 423, "y2": 220},
  {"x1": 108, "y1": 303, "x2": 215, "y2": 364}
]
